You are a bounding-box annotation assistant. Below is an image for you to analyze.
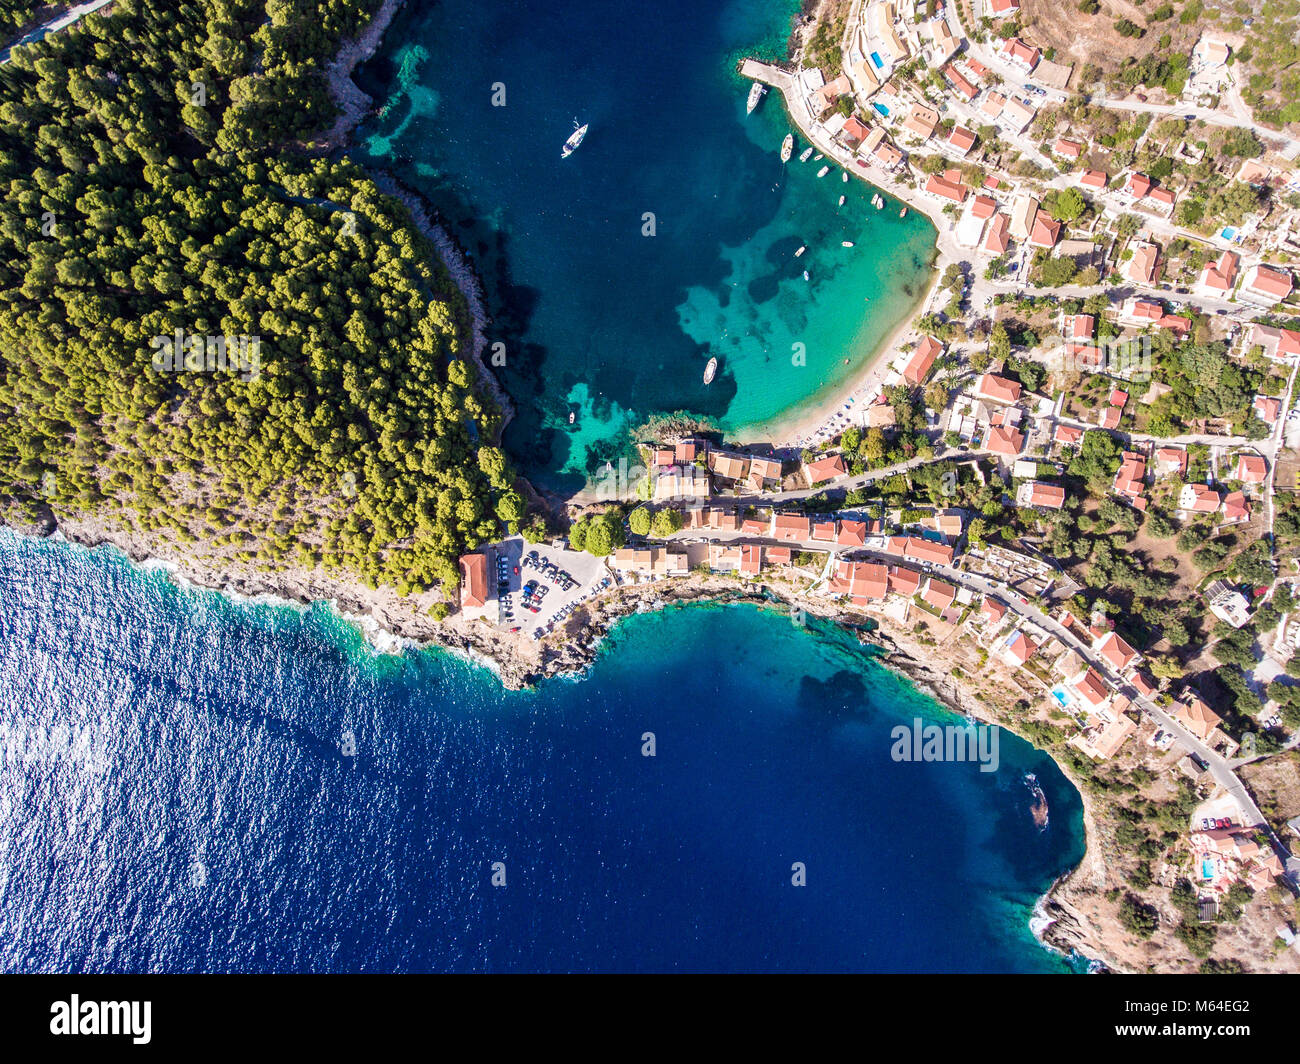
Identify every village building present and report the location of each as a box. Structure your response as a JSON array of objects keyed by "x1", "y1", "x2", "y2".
[
  {"x1": 1178, "y1": 483, "x2": 1221, "y2": 514},
  {"x1": 1124, "y1": 241, "x2": 1161, "y2": 286},
  {"x1": 998, "y1": 37, "x2": 1040, "y2": 73},
  {"x1": 1197, "y1": 250, "x2": 1238, "y2": 298},
  {"x1": 1247, "y1": 323, "x2": 1300, "y2": 362},
  {"x1": 1027, "y1": 209, "x2": 1061, "y2": 250},
  {"x1": 1239, "y1": 264, "x2": 1293, "y2": 306},
  {"x1": 458, "y1": 552, "x2": 490, "y2": 612},
  {"x1": 974, "y1": 373, "x2": 1022, "y2": 404},
  {"x1": 1205, "y1": 580, "x2": 1251, "y2": 628},
  {"x1": 1016, "y1": 480, "x2": 1065, "y2": 509},
  {"x1": 902, "y1": 335, "x2": 944, "y2": 385}
]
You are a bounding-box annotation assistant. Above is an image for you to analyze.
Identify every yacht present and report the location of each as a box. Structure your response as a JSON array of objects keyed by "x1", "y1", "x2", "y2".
[
  {"x1": 703, "y1": 357, "x2": 718, "y2": 384},
  {"x1": 798, "y1": 146, "x2": 813, "y2": 162},
  {"x1": 746, "y1": 82, "x2": 766, "y2": 113},
  {"x1": 561, "y1": 119, "x2": 588, "y2": 159},
  {"x1": 780, "y1": 133, "x2": 794, "y2": 162}
]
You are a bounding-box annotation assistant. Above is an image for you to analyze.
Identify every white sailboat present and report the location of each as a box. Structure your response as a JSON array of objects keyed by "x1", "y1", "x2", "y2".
[
  {"x1": 561, "y1": 118, "x2": 587, "y2": 159},
  {"x1": 746, "y1": 82, "x2": 767, "y2": 114}
]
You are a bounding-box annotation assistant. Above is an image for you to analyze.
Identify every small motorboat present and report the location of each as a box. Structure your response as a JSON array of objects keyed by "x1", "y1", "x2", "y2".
[
  {"x1": 813, "y1": 153, "x2": 823, "y2": 161},
  {"x1": 841, "y1": 241, "x2": 855, "y2": 248},
  {"x1": 841, "y1": 171, "x2": 848, "y2": 183},
  {"x1": 838, "y1": 195, "x2": 846, "y2": 206},
  {"x1": 794, "y1": 245, "x2": 806, "y2": 257},
  {"x1": 899, "y1": 206, "x2": 908, "y2": 217},
  {"x1": 798, "y1": 147, "x2": 813, "y2": 162},
  {"x1": 568, "y1": 410, "x2": 575, "y2": 424},
  {"x1": 802, "y1": 270, "x2": 810, "y2": 281},
  {"x1": 816, "y1": 165, "x2": 830, "y2": 178}
]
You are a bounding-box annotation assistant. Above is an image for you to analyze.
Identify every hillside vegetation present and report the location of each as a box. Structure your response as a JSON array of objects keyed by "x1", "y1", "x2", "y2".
[{"x1": 0, "y1": 0, "x2": 521, "y2": 597}]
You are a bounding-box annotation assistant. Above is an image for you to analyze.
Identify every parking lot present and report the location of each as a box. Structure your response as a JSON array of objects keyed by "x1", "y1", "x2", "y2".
[{"x1": 490, "y1": 536, "x2": 612, "y2": 640}]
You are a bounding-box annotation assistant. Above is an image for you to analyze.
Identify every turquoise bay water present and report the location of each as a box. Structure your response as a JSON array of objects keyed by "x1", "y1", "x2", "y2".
[
  {"x1": 0, "y1": 532, "x2": 1084, "y2": 972},
  {"x1": 353, "y1": 0, "x2": 937, "y2": 493}
]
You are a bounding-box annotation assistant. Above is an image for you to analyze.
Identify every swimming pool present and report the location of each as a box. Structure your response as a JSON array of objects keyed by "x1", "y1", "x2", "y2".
[
  {"x1": 1221, "y1": 226, "x2": 1237, "y2": 241},
  {"x1": 873, "y1": 102, "x2": 890, "y2": 117},
  {"x1": 1201, "y1": 859, "x2": 1215, "y2": 880},
  {"x1": 871, "y1": 51, "x2": 883, "y2": 69},
  {"x1": 1050, "y1": 688, "x2": 1068, "y2": 708}
]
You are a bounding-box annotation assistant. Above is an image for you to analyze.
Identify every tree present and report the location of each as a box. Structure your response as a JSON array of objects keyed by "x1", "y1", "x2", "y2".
[
  {"x1": 990, "y1": 323, "x2": 1010, "y2": 363},
  {"x1": 650, "y1": 508, "x2": 682, "y2": 537},
  {"x1": 1050, "y1": 186, "x2": 1085, "y2": 223},
  {"x1": 628, "y1": 505, "x2": 651, "y2": 537}
]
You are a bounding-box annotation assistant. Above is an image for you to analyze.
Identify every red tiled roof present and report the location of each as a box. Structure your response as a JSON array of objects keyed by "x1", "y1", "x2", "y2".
[
  {"x1": 1125, "y1": 172, "x2": 1153, "y2": 199},
  {"x1": 772, "y1": 512, "x2": 812, "y2": 540},
  {"x1": 903, "y1": 336, "x2": 944, "y2": 385},
  {"x1": 925, "y1": 173, "x2": 967, "y2": 203},
  {"x1": 982, "y1": 212, "x2": 1010, "y2": 254},
  {"x1": 805, "y1": 454, "x2": 848, "y2": 484},
  {"x1": 1246, "y1": 265, "x2": 1294, "y2": 300},
  {"x1": 1237, "y1": 454, "x2": 1267, "y2": 483},
  {"x1": 977, "y1": 373, "x2": 1022, "y2": 403},
  {"x1": 458, "y1": 553, "x2": 488, "y2": 609},
  {"x1": 1028, "y1": 209, "x2": 1060, "y2": 248},
  {"x1": 837, "y1": 519, "x2": 867, "y2": 547},
  {"x1": 985, "y1": 425, "x2": 1024, "y2": 456},
  {"x1": 1023, "y1": 481, "x2": 1065, "y2": 508}
]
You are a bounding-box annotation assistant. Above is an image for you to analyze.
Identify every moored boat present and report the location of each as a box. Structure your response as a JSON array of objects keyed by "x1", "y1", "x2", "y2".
[
  {"x1": 779, "y1": 133, "x2": 793, "y2": 162},
  {"x1": 899, "y1": 206, "x2": 908, "y2": 217},
  {"x1": 838, "y1": 194, "x2": 845, "y2": 206},
  {"x1": 703, "y1": 356, "x2": 718, "y2": 384},
  {"x1": 841, "y1": 171, "x2": 848, "y2": 183},
  {"x1": 816, "y1": 165, "x2": 829, "y2": 178},
  {"x1": 798, "y1": 146, "x2": 813, "y2": 162},
  {"x1": 746, "y1": 82, "x2": 766, "y2": 114},
  {"x1": 561, "y1": 119, "x2": 588, "y2": 159}
]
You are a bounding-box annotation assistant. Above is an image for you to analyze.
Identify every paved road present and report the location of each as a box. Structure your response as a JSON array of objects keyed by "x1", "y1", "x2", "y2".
[{"x1": 0, "y1": 0, "x2": 114, "y2": 64}]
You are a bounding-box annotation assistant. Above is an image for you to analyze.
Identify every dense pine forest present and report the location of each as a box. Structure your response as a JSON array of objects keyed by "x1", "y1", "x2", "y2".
[{"x1": 0, "y1": 0, "x2": 523, "y2": 597}]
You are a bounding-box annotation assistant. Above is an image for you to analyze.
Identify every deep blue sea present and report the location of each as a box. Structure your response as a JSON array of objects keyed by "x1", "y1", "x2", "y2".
[
  {"x1": 353, "y1": 0, "x2": 937, "y2": 494},
  {"x1": 0, "y1": 531, "x2": 1085, "y2": 972}
]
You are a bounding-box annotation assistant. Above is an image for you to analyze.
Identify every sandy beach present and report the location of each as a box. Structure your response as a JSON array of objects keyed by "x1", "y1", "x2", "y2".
[{"x1": 736, "y1": 262, "x2": 943, "y2": 451}]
